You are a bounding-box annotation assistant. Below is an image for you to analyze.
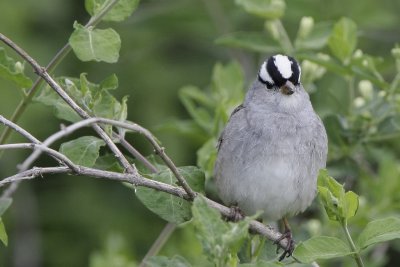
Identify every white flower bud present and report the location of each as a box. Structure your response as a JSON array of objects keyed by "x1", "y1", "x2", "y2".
[
  {"x1": 298, "y1": 17, "x2": 314, "y2": 39},
  {"x1": 378, "y1": 90, "x2": 387, "y2": 98},
  {"x1": 358, "y1": 80, "x2": 373, "y2": 100},
  {"x1": 307, "y1": 219, "x2": 321, "y2": 236},
  {"x1": 301, "y1": 60, "x2": 326, "y2": 83},
  {"x1": 353, "y1": 97, "x2": 365, "y2": 108},
  {"x1": 317, "y1": 53, "x2": 330, "y2": 61},
  {"x1": 353, "y1": 49, "x2": 363, "y2": 59},
  {"x1": 14, "y1": 61, "x2": 24, "y2": 73},
  {"x1": 392, "y1": 47, "x2": 400, "y2": 59}
]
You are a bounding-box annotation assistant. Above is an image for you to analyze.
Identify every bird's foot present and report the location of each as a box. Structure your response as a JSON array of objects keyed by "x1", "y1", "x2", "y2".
[
  {"x1": 227, "y1": 205, "x2": 244, "y2": 222},
  {"x1": 274, "y1": 229, "x2": 295, "y2": 261}
]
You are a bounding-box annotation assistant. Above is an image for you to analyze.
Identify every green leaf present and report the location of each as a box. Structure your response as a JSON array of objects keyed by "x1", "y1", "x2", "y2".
[
  {"x1": 0, "y1": 47, "x2": 33, "y2": 88},
  {"x1": 179, "y1": 166, "x2": 205, "y2": 193},
  {"x1": 295, "y1": 22, "x2": 332, "y2": 51},
  {"x1": 192, "y1": 196, "x2": 251, "y2": 266},
  {"x1": 156, "y1": 119, "x2": 208, "y2": 144},
  {"x1": 35, "y1": 74, "x2": 125, "y2": 124},
  {"x1": 69, "y1": 22, "x2": 121, "y2": 63},
  {"x1": 146, "y1": 255, "x2": 192, "y2": 267},
  {"x1": 293, "y1": 236, "x2": 353, "y2": 263},
  {"x1": 34, "y1": 82, "x2": 82, "y2": 123},
  {"x1": 317, "y1": 186, "x2": 340, "y2": 221},
  {"x1": 328, "y1": 17, "x2": 358, "y2": 63},
  {"x1": 297, "y1": 53, "x2": 351, "y2": 76},
  {"x1": 0, "y1": 198, "x2": 12, "y2": 217},
  {"x1": 357, "y1": 217, "x2": 400, "y2": 249},
  {"x1": 323, "y1": 115, "x2": 346, "y2": 147},
  {"x1": 318, "y1": 169, "x2": 343, "y2": 197},
  {"x1": 60, "y1": 136, "x2": 106, "y2": 167},
  {"x1": 239, "y1": 261, "x2": 283, "y2": 267},
  {"x1": 196, "y1": 138, "x2": 217, "y2": 180},
  {"x1": 211, "y1": 62, "x2": 244, "y2": 106},
  {"x1": 0, "y1": 219, "x2": 7, "y2": 246},
  {"x1": 215, "y1": 32, "x2": 281, "y2": 53},
  {"x1": 100, "y1": 73, "x2": 119, "y2": 90},
  {"x1": 94, "y1": 154, "x2": 125, "y2": 172},
  {"x1": 136, "y1": 166, "x2": 205, "y2": 224},
  {"x1": 89, "y1": 233, "x2": 136, "y2": 267},
  {"x1": 318, "y1": 169, "x2": 360, "y2": 222},
  {"x1": 85, "y1": 0, "x2": 139, "y2": 22},
  {"x1": 179, "y1": 85, "x2": 214, "y2": 133},
  {"x1": 235, "y1": 0, "x2": 285, "y2": 19},
  {"x1": 344, "y1": 191, "x2": 359, "y2": 219}
]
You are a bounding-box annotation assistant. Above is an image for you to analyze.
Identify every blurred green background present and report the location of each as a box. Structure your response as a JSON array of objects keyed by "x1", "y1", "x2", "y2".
[{"x1": 0, "y1": 0, "x2": 399, "y2": 266}]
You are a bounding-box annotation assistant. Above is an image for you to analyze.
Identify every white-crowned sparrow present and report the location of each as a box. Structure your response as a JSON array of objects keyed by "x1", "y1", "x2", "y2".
[{"x1": 214, "y1": 54, "x2": 328, "y2": 259}]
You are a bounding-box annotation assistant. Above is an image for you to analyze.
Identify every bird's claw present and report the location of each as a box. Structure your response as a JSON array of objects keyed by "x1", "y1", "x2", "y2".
[
  {"x1": 227, "y1": 205, "x2": 244, "y2": 222},
  {"x1": 274, "y1": 230, "x2": 295, "y2": 261}
]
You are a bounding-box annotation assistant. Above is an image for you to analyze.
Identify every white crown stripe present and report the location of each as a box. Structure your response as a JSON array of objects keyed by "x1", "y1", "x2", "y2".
[
  {"x1": 259, "y1": 61, "x2": 273, "y2": 84},
  {"x1": 298, "y1": 62, "x2": 301, "y2": 83},
  {"x1": 273, "y1": 54, "x2": 293, "y2": 79}
]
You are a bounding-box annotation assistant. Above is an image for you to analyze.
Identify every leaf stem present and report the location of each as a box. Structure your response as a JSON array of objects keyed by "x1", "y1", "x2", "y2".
[
  {"x1": 341, "y1": 220, "x2": 364, "y2": 267},
  {"x1": 138, "y1": 223, "x2": 176, "y2": 267},
  {"x1": 275, "y1": 20, "x2": 294, "y2": 54},
  {"x1": 347, "y1": 76, "x2": 355, "y2": 115}
]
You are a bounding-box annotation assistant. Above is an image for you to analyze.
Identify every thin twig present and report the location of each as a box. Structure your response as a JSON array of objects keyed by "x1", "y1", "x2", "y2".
[
  {"x1": 139, "y1": 223, "x2": 176, "y2": 267},
  {"x1": 19, "y1": 118, "x2": 100, "y2": 171},
  {"x1": 91, "y1": 118, "x2": 197, "y2": 199},
  {"x1": 5, "y1": 115, "x2": 172, "y2": 264},
  {"x1": 0, "y1": 143, "x2": 79, "y2": 172},
  {"x1": 18, "y1": 117, "x2": 195, "y2": 198},
  {"x1": 0, "y1": 115, "x2": 41, "y2": 144},
  {"x1": 0, "y1": 32, "x2": 137, "y2": 176},
  {"x1": 118, "y1": 137, "x2": 159, "y2": 173}
]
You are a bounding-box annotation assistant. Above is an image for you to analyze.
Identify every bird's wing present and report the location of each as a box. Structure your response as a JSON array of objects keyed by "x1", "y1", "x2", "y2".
[{"x1": 217, "y1": 104, "x2": 245, "y2": 151}]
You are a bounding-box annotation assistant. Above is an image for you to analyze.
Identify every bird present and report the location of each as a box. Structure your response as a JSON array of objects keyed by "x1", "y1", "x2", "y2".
[{"x1": 214, "y1": 54, "x2": 328, "y2": 260}]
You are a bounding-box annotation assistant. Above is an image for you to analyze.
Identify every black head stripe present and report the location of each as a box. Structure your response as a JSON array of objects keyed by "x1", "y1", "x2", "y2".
[
  {"x1": 258, "y1": 75, "x2": 273, "y2": 88},
  {"x1": 288, "y1": 56, "x2": 300, "y2": 85},
  {"x1": 267, "y1": 56, "x2": 285, "y2": 87}
]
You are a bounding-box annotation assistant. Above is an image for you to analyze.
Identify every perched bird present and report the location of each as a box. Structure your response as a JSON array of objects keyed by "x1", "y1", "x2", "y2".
[{"x1": 214, "y1": 54, "x2": 328, "y2": 260}]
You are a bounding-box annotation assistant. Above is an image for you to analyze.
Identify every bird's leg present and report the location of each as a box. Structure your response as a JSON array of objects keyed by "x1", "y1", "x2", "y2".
[
  {"x1": 226, "y1": 203, "x2": 244, "y2": 222},
  {"x1": 273, "y1": 217, "x2": 295, "y2": 261}
]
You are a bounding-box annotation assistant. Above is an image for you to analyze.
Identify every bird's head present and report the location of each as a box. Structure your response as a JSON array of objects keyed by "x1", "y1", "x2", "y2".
[{"x1": 258, "y1": 54, "x2": 301, "y2": 96}]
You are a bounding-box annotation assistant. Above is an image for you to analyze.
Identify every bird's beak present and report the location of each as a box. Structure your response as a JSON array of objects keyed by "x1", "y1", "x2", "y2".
[{"x1": 280, "y1": 81, "x2": 295, "y2": 95}]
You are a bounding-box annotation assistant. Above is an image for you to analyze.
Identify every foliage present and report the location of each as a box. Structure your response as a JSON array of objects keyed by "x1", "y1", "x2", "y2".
[
  {"x1": 136, "y1": 166, "x2": 205, "y2": 224},
  {"x1": 70, "y1": 22, "x2": 121, "y2": 63},
  {"x1": 0, "y1": 198, "x2": 11, "y2": 246},
  {"x1": 294, "y1": 171, "x2": 400, "y2": 264},
  {"x1": 0, "y1": 0, "x2": 400, "y2": 266},
  {"x1": 162, "y1": 0, "x2": 400, "y2": 266},
  {"x1": 0, "y1": 47, "x2": 32, "y2": 88}
]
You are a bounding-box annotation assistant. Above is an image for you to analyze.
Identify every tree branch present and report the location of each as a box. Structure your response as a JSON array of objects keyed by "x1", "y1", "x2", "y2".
[
  {"x1": 0, "y1": 0, "x2": 121, "y2": 146},
  {"x1": 0, "y1": 32, "x2": 137, "y2": 176},
  {"x1": 0, "y1": 115, "x2": 41, "y2": 144},
  {"x1": 0, "y1": 143, "x2": 79, "y2": 172},
  {"x1": 18, "y1": 117, "x2": 195, "y2": 198},
  {"x1": 0, "y1": 163, "x2": 290, "y2": 250}
]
